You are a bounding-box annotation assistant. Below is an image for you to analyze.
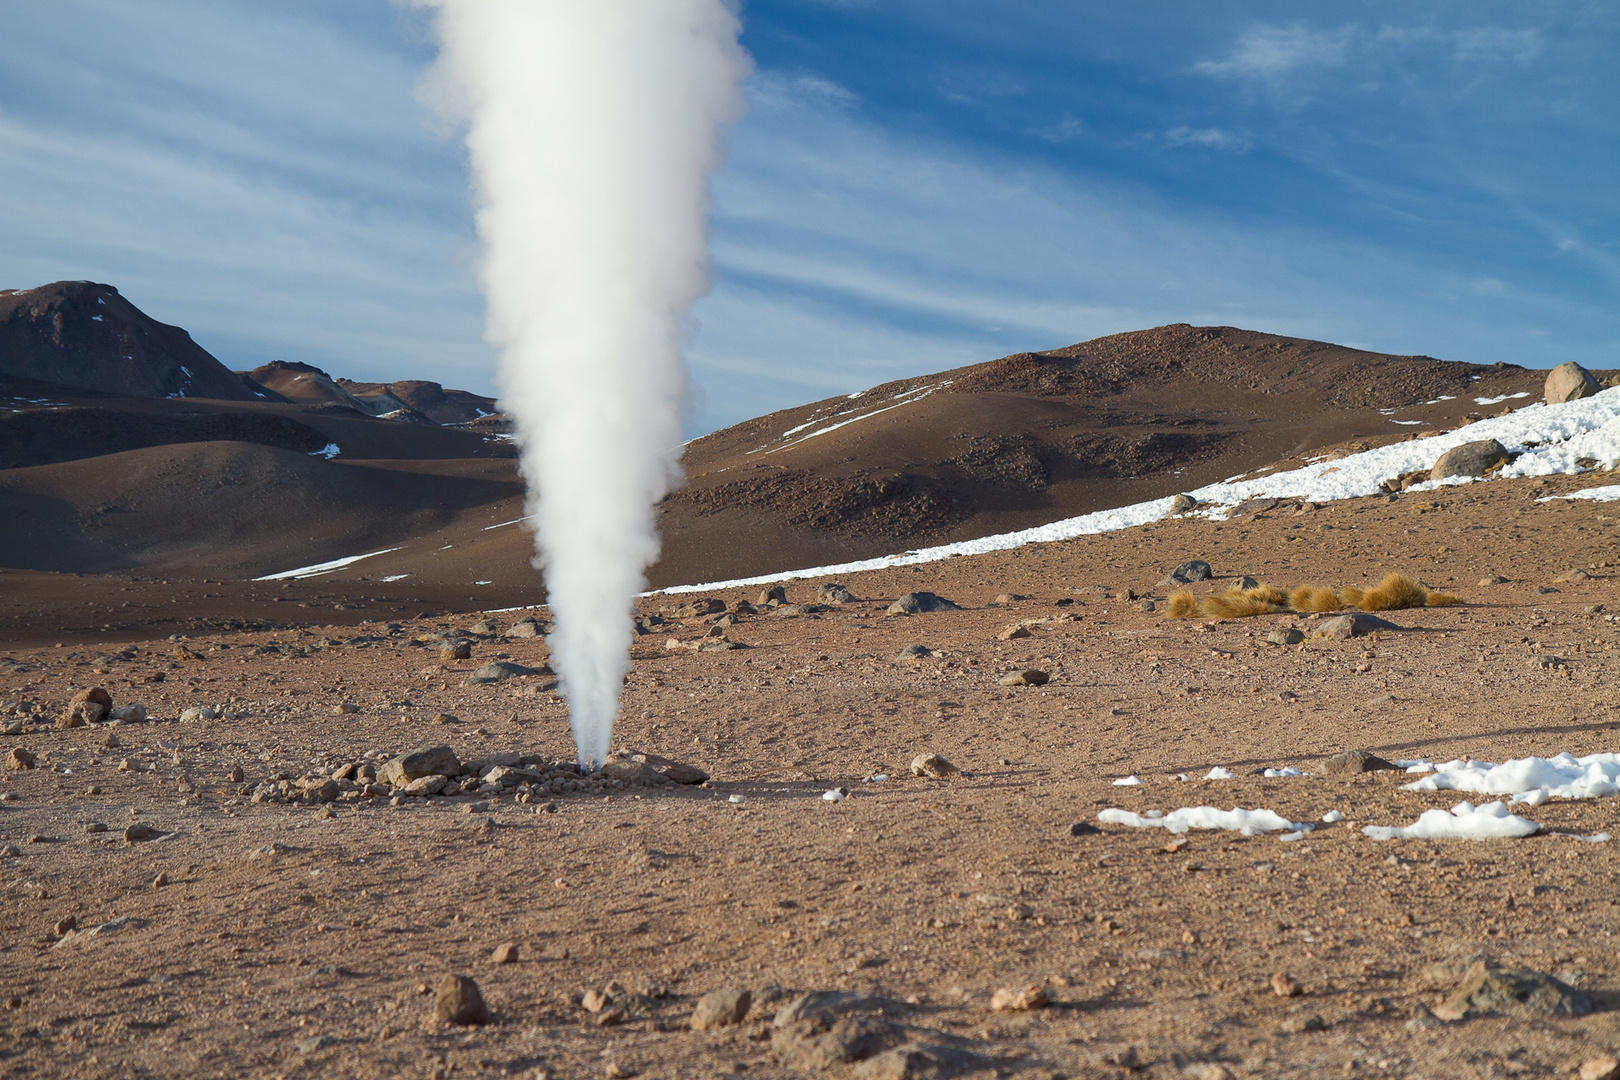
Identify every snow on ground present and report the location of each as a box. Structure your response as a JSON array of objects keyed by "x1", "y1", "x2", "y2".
[
  {"x1": 253, "y1": 548, "x2": 402, "y2": 582},
  {"x1": 1397, "y1": 753, "x2": 1620, "y2": 801},
  {"x1": 1362, "y1": 800, "x2": 1541, "y2": 840},
  {"x1": 747, "y1": 382, "x2": 952, "y2": 457},
  {"x1": 1205, "y1": 767, "x2": 1235, "y2": 780},
  {"x1": 1263, "y1": 767, "x2": 1305, "y2": 778},
  {"x1": 1099, "y1": 806, "x2": 1308, "y2": 836},
  {"x1": 1541, "y1": 484, "x2": 1620, "y2": 503},
  {"x1": 660, "y1": 386, "x2": 1620, "y2": 594},
  {"x1": 307, "y1": 443, "x2": 340, "y2": 460}
]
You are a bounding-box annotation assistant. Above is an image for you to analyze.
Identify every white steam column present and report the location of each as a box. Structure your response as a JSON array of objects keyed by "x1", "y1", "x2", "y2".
[{"x1": 423, "y1": 2, "x2": 750, "y2": 767}]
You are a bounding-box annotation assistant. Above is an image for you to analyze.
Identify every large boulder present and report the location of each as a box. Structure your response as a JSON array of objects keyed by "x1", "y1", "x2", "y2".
[
  {"x1": 379, "y1": 745, "x2": 461, "y2": 788},
  {"x1": 1315, "y1": 613, "x2": 1401, "y2": 639},
  {"x1": 1430, "y1": 439, "x2": 1509, "y2": 481},
  {"x1": 1544, "y1": 362, "x2": 1602, "y2": 404},
  {"x1": 886, "y1": 592, "x2": 960, "y2": 616},
  {"x1": 62, "y1": 687, "x2": 112, "y2": 728},
  {"x1": 1159, "y1": 560, "x2": 1212, "y2": 587}
]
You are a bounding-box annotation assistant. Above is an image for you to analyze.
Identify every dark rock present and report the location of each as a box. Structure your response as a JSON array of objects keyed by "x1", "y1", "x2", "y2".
[
  {"x1": 1160, "y1": 560, "x2": 1213, "y2": 587},
  {"x1": 1315, "y1": 612, "x2": 1401, "y2": 639},
  {"x1": 817, "y1": 583, "x2": 858, "y2": 604},
  {"x1": 379, "y1": 745, "x2": 461, "y2": 788},
  {"x1": 1320, "y1": 750, "x2": 1398, "y2": 776},
  {"x1": 123, "y1": 823, "x2": 162, "y2": 843},
  {"x1": 491, "y1": 942, "x2": 519, "y2": 964},
  {"x1": 887, "y1": 592, "x2": 960, "y2": 616},
  {"x1": 670, "y1": 598, "x2": 725, "y2": 619},
  {"x1": 1434, "y1": 961, "x2": 1590, "y2": 1020},
  {"x1": 503, "y1": 618, "x2": 543, "y2": 639},
  {"x1": 5, "y1": 747, "x2": 36, "y2": 771},
  {"x1": 758, "y1": 586, "x2": 787, "y2": 605},
  {"x1": 855, "y1": 1042, "x2": 983, "y2": 1080},
  {"x1": 440, "y1": 641, "x2": 472, "y2": 661},
  {"x1": 1069, "y1": 822, "x2": 1101, "y2": 837},
  {"x1": 910, "y1": 753, "x2": 959, "y2": 779},
  {"x1": 1170, "y1": 494, "x2": 1197, "y2": 514},
  {"x1": 623, "y1": 751, "x2": 709, "y2": 785},
  {"x1": 599, "y1": 756, "x2": 670, "y2": 786},
  {"x1": 1545, "y1": 362, "x2": 1602, "y2": 404},
  {"x1": 895, "y1": 644, "x2": 931, "y2": 660},
  {"x1": 1266, "y1": 628, "x2": 1305, "y2": 646},
  {"x1": 1430, "y1": 439, "x2": 1509, "y2": 481},
  {"x1": 434, "y1": 974, "x2": 491, "y2": 1025},
  {"x1": 464, "y1": 661, "x2": 542, "y2": 685}
]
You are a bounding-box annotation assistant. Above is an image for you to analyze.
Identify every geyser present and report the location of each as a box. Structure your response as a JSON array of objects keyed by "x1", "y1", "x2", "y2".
[{"x1": 422, "y1": 1, "x2": 750, "y2": 767}]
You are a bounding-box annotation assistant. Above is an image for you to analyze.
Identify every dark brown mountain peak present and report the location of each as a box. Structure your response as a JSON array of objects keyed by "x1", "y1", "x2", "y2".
[{"x1": 0, "y1": 280, "x2": 258, "y2": 401}]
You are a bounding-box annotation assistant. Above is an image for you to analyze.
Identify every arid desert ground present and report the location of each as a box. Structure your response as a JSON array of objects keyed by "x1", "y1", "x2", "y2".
[{"x1": 4, "y1": 470, "x2": 1620, "y2": 1079}]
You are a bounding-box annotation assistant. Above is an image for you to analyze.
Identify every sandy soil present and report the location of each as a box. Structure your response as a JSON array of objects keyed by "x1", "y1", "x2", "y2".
[{"x1": 3, "y1": 472, "x2": 1620, "y2": 1079}]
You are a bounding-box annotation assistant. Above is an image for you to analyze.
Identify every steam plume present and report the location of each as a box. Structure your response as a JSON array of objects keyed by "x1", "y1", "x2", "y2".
[{"x1": 422, "y1": 2, "x2": 750, "y2": 766}]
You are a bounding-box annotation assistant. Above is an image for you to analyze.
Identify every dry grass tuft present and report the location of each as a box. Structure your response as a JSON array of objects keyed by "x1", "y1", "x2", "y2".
[
  {"x1": 1425, "y1": 591, "x2": 1462, "y2": 607},
  {"x1": 1358, "y1": 573, "x2": 1430, "y2": 611},
  {"x1": 1167, "y1": 589, "x2": 1199, "y2": 619},
  {"x1": 1338, "y1": 586, "x2": 1364, "y2": 608},
  {"x1": 1244, "y1": 583, "x2": 1290, "y2": 607},
  {"x1": 1197, "y1": 589, "x2": 1284, "y2": 619},
  {"x1": 1289, "y1": 585, "x2": 1343, "y2": 613}
]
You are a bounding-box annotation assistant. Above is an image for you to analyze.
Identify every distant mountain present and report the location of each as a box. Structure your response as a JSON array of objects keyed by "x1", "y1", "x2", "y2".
[
  {"x1": 339, "y1": 378, "x2": 497, "y2": 426},
  {"x1": 0, "y1": 281, "x2": 263, "y2": 401}
]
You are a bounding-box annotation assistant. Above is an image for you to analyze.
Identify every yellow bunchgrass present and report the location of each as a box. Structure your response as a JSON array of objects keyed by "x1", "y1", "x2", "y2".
[{"x1": 1164, "y1": 572, "x2": 1461, "y2": 619}]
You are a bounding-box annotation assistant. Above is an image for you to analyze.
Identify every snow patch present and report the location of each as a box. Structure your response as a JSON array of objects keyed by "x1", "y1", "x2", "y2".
[
  {"x1": 1362, "y1": 800, "x2": 1540, "y2": 840},
  {"x1": 1399, "y1": 753, "x2": 1620, "y2": 800},
  {"x1": 1540, "y1": 484, "x2": 1620, "y2": 503},
  {"x1": 381, "y1": 574, "x2": 409, "y2": 583},
  {"x1": 1263, "y1": 767, "x2": 1305, "y2": 778},
  {"x1": 1474, "y1": 392, "x2": 1531, "y2": 405},
  {"x1": 1204, "y1": 767, "x2": 1235, "y2": 780},
  {"x1": 1099, "y1": 806, "x2": 1308, "y2": 836},
  {"x1": 1112, "y1": 775, "x2": 1143, "y2": 786},
  {"x1": 308, "y1": 443, "x2": 340, "y2": 460},
  {"x1": 253, "y1": 548, "x2": 401, "y2": 581}
]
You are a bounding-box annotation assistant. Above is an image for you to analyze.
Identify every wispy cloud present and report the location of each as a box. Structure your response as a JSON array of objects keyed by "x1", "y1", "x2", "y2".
[
  {"x1": 1194, "y1": 23, "x2": 1356, "y2": 80},
  {"x1": 1161, "y1": 126, "x2": 1253, "y2": 152}
]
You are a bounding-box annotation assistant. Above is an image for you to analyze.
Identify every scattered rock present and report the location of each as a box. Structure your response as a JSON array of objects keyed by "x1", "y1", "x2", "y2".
[
  {"x1": 1235, "y1": 575, "x2": 1260, "y2": 590},
  {"x1": 1266, "y1": 628, "x2": 1305, "y2": 646},
  {"x1": 990, "y1": 986, "x2": 1047, "y2": 1012},
  {"x1": 620, "y1": 750, "x2": 709, "y2": 785},
  {"x1": 62, "y1": 687, "x2": 112, "y2": 728},
  {"x1": 5, "y1": 747, "x2": 36, "y2": 771},
  {"x1": 123, "y1": 824, "x2": 162, "y2": 843},
  {"x1": 910, "y1": 753, "x2": 960, "y2": 779},
  {"x1": 895, "y1": 644, "x2": 931, "y2": 660},
  {"x1": 1320, "y1": 750, "x2": 1398, "y2": 775},
  {"x1": 464, "y1": 661, "x2": 542, "y2": 685},
  {"x1": 108, "y1": 704, "x2": 146, "y2": 722},
  {"x1": 152, "y1": 871, "x2": 169, "y2": 888},
  {"x1": 599, "y1": 755, "x2": 670, "y2": 786},
  {"x1": 440, "y1": 641, "x2": 472, "y2": 661},
  {"x1": 491, "y1": 942, "x2": 519, "y2": 964},
  {"x1": 1170, "y1": 494, "x2": 1197, "y2": 514},
  {"x1": 432, "y1": 712, "x2": 460, "y2": 725},
  {"x1": 1278, "y1": 1014, "x2": 1325, "y2": 1034},
  {"x1": 671, "y1": 598, "x2": 726, "y2": 619},
  {"x1": 887, "y1": 592, "x2": 960, "y2": 616},
  {"x1": 1556, "y1": 568, "x2": 1592, "y2": 583},
  {"x1": 1270, "y1": 972, "x2": 1301, "y2": 998},
  {"x1": 403, "y1": 774, "x2": 449, "y2": 797},
  {"x1": 1105, "y1": 1046, "x2": 1142, "y2": 1070},
  {"x1": 379, "y1": 745, "x2": 461, "y2": 788},
  {"x1": 757, "y1": 586, "x2": 787, "y2": 606},
  {"x1": 997, "y1": 669, "x2": 1049, "y2": 687},
  {"x1": 1315, "y1": 612, "x2": 1401, "y2": 639},
  {"x1": 434, "y1": 974, "x2": 491, "y2": 1025},
  {"x1": 1433, "y1": 961, "x2": 1590, "y2": 1020},
  {"x1": 992, "y1": 593, "x2": 1026, "y2": 605},
  {"x1": 707, "y1": 614, "x2": 736, "y2": 636},
  {"x1": 1160, "y1": 560, "x2": 1213, "y2": 587},
  {"x1": 1479, "y1": 575, "x2": 1508, "y2": 585},
  {"x1": 1545, "y1": 361, "x2": 1602, "y2": 404},
  {"x1": 691, "y1": 988, "x2": 752, "y2": 1031},
  {"x1": 54, "y1": 915, "x2": 76, "y2": 937},
  {"x1": 1069, "y1": 822, "x2": 1101, "y2": 837},
  {"x1": 854, "y1": 1041, "x2": 981, "y2": 1080},
  {"x1": 1430, "y1": 439, "x2": 1509, "y2": 481},
  {"x1": 469, "y1": 618, "x2": 500, "y2": 635},
  {"x1": 503, "y1": 618, "x2": 543, "y2": 639},
  {"x1": 817, "y1": 583, "x2": 858, "y2": 604},
  {"x1": 1138, "y1": 599, "x2": 1156, "y2": 612},
  {"x1": 997, "y1": 624, "x2": 1031, "y2": 641}
]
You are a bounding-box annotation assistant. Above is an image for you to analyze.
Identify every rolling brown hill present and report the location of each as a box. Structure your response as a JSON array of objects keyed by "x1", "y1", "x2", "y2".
[{"x1": 0, "y1": 283, "x2": 1564, "y2": 643}]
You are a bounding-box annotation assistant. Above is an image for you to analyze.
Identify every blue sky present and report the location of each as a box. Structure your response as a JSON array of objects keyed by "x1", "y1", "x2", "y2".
[{"x1": 1, "y1": 2, "x2": 1615, "y2": 433}]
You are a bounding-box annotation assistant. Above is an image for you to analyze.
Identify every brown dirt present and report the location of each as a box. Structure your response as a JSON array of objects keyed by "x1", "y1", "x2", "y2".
[{"x1": 4, "y1": 472, "x2": 1620, "y2": 1077}]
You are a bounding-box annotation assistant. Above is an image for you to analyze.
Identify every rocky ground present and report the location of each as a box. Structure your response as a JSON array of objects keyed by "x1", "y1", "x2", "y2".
[{"x1": 4, "y1": 472, "x2": 1620, "y2": 1079}]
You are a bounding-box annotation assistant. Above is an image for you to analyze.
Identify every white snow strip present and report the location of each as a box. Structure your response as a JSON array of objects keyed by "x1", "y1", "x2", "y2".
[
  {"x1": 760, "y1": 383, "x2": 947, "y2": 455},
  {"x1": 1474, "y1": 392, "x2": 1531, "y2": 405},
  {"x1": 1112, "y1": 775, "x2": 1143, "y2": 786},
  {"x1": 308, "y1": 443, "x2": 340, "y2": 460},
  {"x1": 1399, "y1": 753, "x2": 1620, "y2": 800},
  {"x1": 1263, "y1": 767, "x2": 1305, "y2": 778},
  {"x1": 253, "y1": 548, "x2": 401, "y2": 581},
  {"x1": 1540, "y1": 484, "x2": 1620, "y2": 503},
  {"x1": 381, "y1": 574, "x2": 409, "y2": 583},
  {"x1": 1099, "y1": 806, "x2": 1308, "y2": 836},
  {"x1": 483, "y1": 515, "x2": 536, "y2": 530},
  {"x1": 1205, "y1": 767, "x2": 1235, "y2": 780},
  {"x1": 656, "y1": 386, "x2": 1620, "y2": 595},
  {"x1": 1362, "y1": 800, "x2": 1540, "y2": 840}
]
